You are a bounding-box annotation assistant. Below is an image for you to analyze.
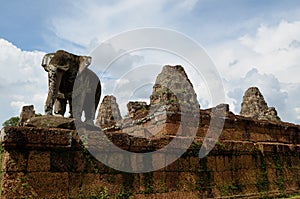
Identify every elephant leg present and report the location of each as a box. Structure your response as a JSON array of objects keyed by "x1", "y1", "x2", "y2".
[
  {"x1": 54, "y1": 97, "x2": 67, "y2": 116},
  {"x1": 68, "y1": 97, "x2": 73, "y2": 118},
  {"x1": 44, "y1": 66, "x2": 64, "y2": 115},
  {"x1": 82, "y1": 84, "x2": 101, "y2": 125}
]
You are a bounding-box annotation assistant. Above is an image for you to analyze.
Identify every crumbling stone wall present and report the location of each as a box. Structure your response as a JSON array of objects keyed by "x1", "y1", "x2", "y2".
[
  {"x1": 127, "y1": 101, "x2": 149, "y2": 120},
  {"x1": 240, "y1": 87, "x2": 281, "y2": 122},
  {"x1": 1, "y1": 111, "x2": 300, "y2": 199},
  {"x1": 95, "y1": 95, "x2": 122, "y2": 128}
]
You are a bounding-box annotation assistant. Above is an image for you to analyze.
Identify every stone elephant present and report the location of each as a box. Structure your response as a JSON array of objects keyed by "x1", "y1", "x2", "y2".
[{"x1": 42, "y1": 50, "x2": 101, "y2": 124}]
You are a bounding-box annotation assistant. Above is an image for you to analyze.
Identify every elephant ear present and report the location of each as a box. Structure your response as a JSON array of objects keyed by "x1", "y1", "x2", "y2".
[
  {"x1": 78, "y1": 56, "x2": 92, "y2": 74},
  {"x1": 41, "y1": 53, "x2": 55, "y2": 72}
]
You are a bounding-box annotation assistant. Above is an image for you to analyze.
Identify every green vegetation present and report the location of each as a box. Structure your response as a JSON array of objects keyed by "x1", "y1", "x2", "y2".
[
  {"x1": 144, "y1": 172, "x2": 154, "y2": 194},
  {"x1": 185, "y1": 142, "x2": 202, "y2": 157},
  {"x1": 254, "y1": 153, "x2": 269, "y2": 193},
  {"x1": 219, "y1": 183, "x2": 244, "y2": 196},
  {"x1": 119, "y1": 172, "x2": 133, "y2": 198},
  {"x1": 78, "y1": 186, "x2": 109, "y2": 199},
  {"x1": 2, "y1": 116, "x2": 19, "y2": 127},
  {"x1": 196, "y1": 157, "x2": 212, "y2": 192},
  {"x1": 277, "y1": 192, "x2": 300, "y2": 198},
  {"x1": 273, "y1": 153, "x2": 285, "y2": 193},
  {"x1": 115, "y1": 189, "x2": 132, "y2": 199},
  {"x1": 2, "y1": 113, "x2": 42, "y2": 127},
  {"x1": 95, "y1": 187, "x2": 109, "y2": 199},
  {"x1": 215, "y1": 141, "x2": 225, "y2": 151}
]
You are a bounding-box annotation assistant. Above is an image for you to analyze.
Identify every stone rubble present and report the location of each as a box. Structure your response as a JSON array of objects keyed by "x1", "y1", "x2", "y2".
[
  {"x1": 19, "y1": 105, "x2": 35, "y2": 126},
  {"x1": 127, "y1": 101, "x2": 149, "y2": 119}
]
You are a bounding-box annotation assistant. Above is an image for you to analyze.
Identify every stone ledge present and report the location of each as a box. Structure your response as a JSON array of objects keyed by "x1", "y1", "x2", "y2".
[{"x1": 1, "y1": 126, "x2": 73, "y2": 150}]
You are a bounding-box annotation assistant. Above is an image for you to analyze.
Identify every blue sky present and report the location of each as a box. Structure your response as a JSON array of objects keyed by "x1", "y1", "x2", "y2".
[
  {"x1": 1, "y1": 0, "x2": 300, "y2": 126},
  {"x1": 2, "y1": 0, "x2": 300, "y2": 51}
]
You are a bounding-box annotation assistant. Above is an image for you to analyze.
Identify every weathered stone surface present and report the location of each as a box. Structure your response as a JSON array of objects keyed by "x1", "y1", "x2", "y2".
[
  {"x1": 93, "y1": 65, "x2": 200, "y2": 131},
  {"x1": 95, "y1": 95, "x2": 122, "y2": 128},
  {"x1": 1, "y1": 126, "x2": 73, "y2": 149},
  {"x1": 19, "y1": 105, "x2": 35, "y2": 126},
  {"x1": 240, "y1": 87, "x2": 281, "y2": 122},
  {"x1": 24, "y1": 115, "x2": 75, "y2": 129},
  {"x1": 1, "y1": 114, "x2": 300, "y2": 198},
  {"x1": 27, "y1": 151, "x2": 51, "y2": 172},
  {"x1": 149, "y1": 65, "x2": 199, "y2": 114},
  {"x1": 127, "y1": 101, "x2": 149, "y2": 119}
]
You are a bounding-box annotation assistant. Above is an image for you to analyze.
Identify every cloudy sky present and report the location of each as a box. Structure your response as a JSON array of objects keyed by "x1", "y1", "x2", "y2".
[{"x1": 1, "y1": 0, "x2": 300, "y2": 126}]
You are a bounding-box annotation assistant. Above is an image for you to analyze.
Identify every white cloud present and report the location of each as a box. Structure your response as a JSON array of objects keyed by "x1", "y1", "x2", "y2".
[
  {"x1": 174, "y1": 0, "x2": 199, "y2": 11},
  {"x1": 0, "y1": 39, "x2": 47, "y2": 125},
  {"x1": 0, "y1": 39, "x2": 46, "y2": 84},
  {"x1": 225, "y1": 69, "x2": 288, "y2": 117},
  {"x1": 295, "y1": 108, "x2": 300, "y2": 119},
  {"x1": 239, "y1": 21, "x2": 300, "y2": 54},
  {"x1": 50, "y1": 0, "x2": 199, "y2": 50},
  {"x1": 207, "y1": 20, "x2": 300, "y2": 123},
  {"x1": 210, "y1": 20, "x2": 300, "y2": 84},
  {"x1": 10, "y1": 101, "x2": 26, "y2": 110}
]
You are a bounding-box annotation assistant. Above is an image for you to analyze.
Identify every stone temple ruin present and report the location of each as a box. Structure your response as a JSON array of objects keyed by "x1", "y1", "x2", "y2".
[
  {"x1": 1, "y1": 65, "x2": 300, "y2": 198},
  {"x1": 96, "y1": 66, "x2": 281, "y2": 128},
  {"x1": 240, "y1": 87, "x2": 281, "y2": 122},
  {"x1": 96, "y1": 65, "x2": 199, "y2": 131},
  {"x1": 95, "y1": 95, "x2": 122, "y2": 128},
  {"x1": 149, "y1": 65, "x2": 199, "y2": 113}
]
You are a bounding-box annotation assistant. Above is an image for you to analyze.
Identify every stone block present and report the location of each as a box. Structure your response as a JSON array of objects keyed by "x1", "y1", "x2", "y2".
[
  {"x1": 215, "y1": 156, "x2": 225, "y2": 172},
  {"x1": 26, "y1": 172, "x2": 69, "y2": 199},
  {"x1": 240, "y1": 155, "x2": 255, "y2": 169},
  {"x1": 50, "y1": 150, "x2": 72, "y2": 172},
  {"x1": 2, "y1": 150, "x2": 27, "y2": 172},
  {"x1": 68, "y1": 173, "x2": 83, "y2": 198},
  {"x1": 28, "y1": 151, "x2": 50, "y2": 172},
  {"x1": 178, "y1": 172, "x2": 198, "y2": 191},
  {"x1": 24, "y1": 115, "x2": 75, "y2": 129},
  {"x1": 71, "y1": 150, "x2": 86, "y2": 172},
  {"x1": 1, "y1": 126, "x2": 73, "y2": 149},
  {"x1": 189, "y1": 157, "x2": 200, "y2": 172},
  {"x1": 213, "y1": 171, "x2": 230, "y2": 185},
  {"x1": 165, "y1": 172, "x2": 180, "y2": 190},
  {"x1": 70, "y1": 173, "x2": 96, "y2": 197},
  {"x1": 236, "y1": 169, "x2": 257, "y2": 185},
  {"x1": 153, "y1": 171, "x2": 167, "y2": 192},
  {"x1": 132, "y1": 191, "x2": 200, "y2": 199},
  {"x1": 165, "y1": 155, "x2": 179, "y2": 172},
  {"x1": 1, "y1": 172, "x2": 34, "y2": 198},
  {"x1": 84, "y1": 152, "x2": 108, "y2": 173},
  {"x1": 101, "y1": 173, "x2": 123, "y2": 194},
  {"x1": 177, "y1": 156, "x2": 190, "y2": 171}
]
